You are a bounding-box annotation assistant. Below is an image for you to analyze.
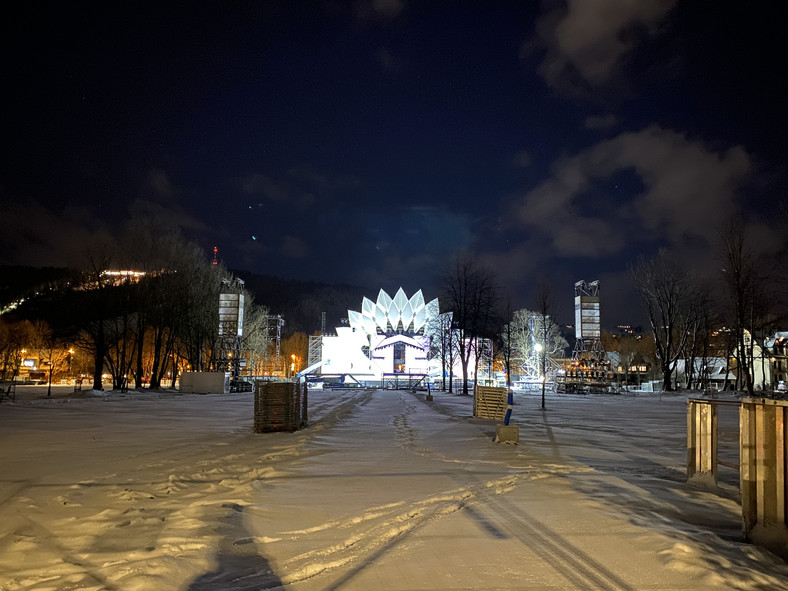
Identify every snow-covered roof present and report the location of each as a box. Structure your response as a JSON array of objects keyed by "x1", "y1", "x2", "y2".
[
  {"x1": 673, "y1": 357, "x2": 729, "y2": 376},
  {"x1": 765, "y1": 331, "x2": 788, "y2": 347}
]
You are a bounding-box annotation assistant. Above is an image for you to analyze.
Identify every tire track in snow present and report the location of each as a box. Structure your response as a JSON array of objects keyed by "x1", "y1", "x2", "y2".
[
  {"x1": 243, "y1": 474, "x2": 521, "y2": 587},
  {"x1": 483, "y1": 495, "x2": 636, "y2": 591}
]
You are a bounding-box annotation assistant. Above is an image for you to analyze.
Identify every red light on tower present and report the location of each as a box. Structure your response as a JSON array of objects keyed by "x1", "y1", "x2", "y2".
[{"x1": 212, "y1": 246, "x2": 218, "y2": 265}]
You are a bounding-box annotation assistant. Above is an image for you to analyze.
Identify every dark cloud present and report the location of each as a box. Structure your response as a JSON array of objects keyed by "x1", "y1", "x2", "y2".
[
  {"x1": 514, "y1": 125, "x2": 750, "y2": 258},
  {"x1": 239, "y1": 174, "x2": 316, "y2": 210},
  {"x1": 0, "y1": 202, "x2": 115, "y2": 268},
  {"x1": 584, "y1": 114, "x2": 619, "y2": 130},
  {"x1": 280, "y1": 236, "x2": 309, "y2": 260},
  {"x1": 532, "y1": 0, "x2": 677, "y2": 94},
  {"x1": 512, "y1": 150, "x2": 533, "y2": 169},
  {"x1": 144, "y1": 168, "x2": 177, "y2": 201},
  {"x1": 355, "y1": 0, "x2": 408, "y2": 23}
]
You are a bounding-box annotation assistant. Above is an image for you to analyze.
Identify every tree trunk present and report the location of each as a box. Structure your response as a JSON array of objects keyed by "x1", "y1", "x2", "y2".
[
  {"x1": 92, "y1": 317, "x2": 105, "y2": 391},
  {"x1": 134, "y1": 318, "x2": 145, "y2": 389}
]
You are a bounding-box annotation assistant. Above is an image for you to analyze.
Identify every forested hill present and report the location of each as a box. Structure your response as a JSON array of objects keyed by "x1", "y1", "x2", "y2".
[
  {"x1": 1, "y1": 266, "x2": 371, "y2": 337},
  {"x1": 0, "y1": 266, "x2": 77, "y2": 310},
  {"x1": 232, "y1": 270, "x2": 371, "y2": 336}
]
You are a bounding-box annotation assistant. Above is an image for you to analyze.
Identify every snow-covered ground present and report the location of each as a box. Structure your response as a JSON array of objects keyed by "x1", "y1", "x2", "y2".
[{"x1": 1, "y1": 385, "x2": 787, "y2": 590}]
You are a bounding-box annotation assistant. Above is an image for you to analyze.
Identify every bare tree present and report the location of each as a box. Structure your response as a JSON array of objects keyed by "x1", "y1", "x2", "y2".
[
  {"x1": 500, "y1": 300, "x2": 514, "y2": 388},
  {"x1": 441, "y1": 253, "x2": 497, "y2": 395},
  {"x1": 282, "y1": 332, "x2": 309, "y2": 377},
  {"x1": 679, "y1": 285, "x2": 719, "y2": 390},
  {"x1": 77, "y1": 245, "x2": 116, "y2": 391},
  {"x1": 427, "y1": 311, "x2": 451, "y2": 391},
  {"x1": 428, "y1": 311, "x2": 460, "y2": 392},
  {"x1": 718, "y1": 221, "x2": 774, "y2": 394},
  {"x1": 0, "y1": 319, "x2": 33, "y2": 381},
  {"x1": 141, "y1": 236, "x2": 219, "y2": 390},
  {"x1": 30, "y1": 320, "x2": 70, "y2": 396},
  {"x1": 241, "y1": 299, "x2": 274, "y2": 377},
  {"x1": 506, "y1": 309, "x2": 566, "y2": 369},
  {"x1": 631, "y1": 249, "x2": 694, "y2": 392},
  {"x1": 534, "y1": 281, "x2": 562, "y2": 409}
]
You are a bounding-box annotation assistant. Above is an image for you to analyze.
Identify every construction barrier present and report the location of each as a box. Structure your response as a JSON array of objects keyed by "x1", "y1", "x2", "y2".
[
  {"x1": 687, "y1": 398, "x2": 719, "y2": 482},
  {"x1": 687, "y1": 398, "x2": 742, "y2": 484},
  {"x1": 687, "y1": 397, "x2": 788, "y2": 559},
  {"x1": 740, "y1": 398, "x2": 788, "y2": 558},
  {"x1": 473, "y1": 385, "x2": 507, "y2": 421},
  {"x1": 180, "y1": 371, "x2": 230, "y2": 394},
  {"x1": 254, "y1": 381, "x2": 308, "y2": 433}
]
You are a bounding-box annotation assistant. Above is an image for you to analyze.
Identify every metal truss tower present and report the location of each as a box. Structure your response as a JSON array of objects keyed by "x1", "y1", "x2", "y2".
[
  {"x1": 217, "y1": 292, "x2": 244, "y2": 379},
  {"x1": 559, "y1": 280, "x2": 612, "y2": 392},
  {"x1": 264, "y1": 315, "x2": 285, "y2": 357},
  {"x1": 308, "y1": 335, "x2": 322, "y2": 370},
  {"x1": 475, "y1": 338, "x2": 494, "y2": 386},
  {"x1": 572, "y1": 280, "x2": 603, "y2": 362}
]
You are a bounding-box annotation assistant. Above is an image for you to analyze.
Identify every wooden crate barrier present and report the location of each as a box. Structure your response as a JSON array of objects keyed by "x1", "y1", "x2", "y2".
[
  {"x1": 740, "y1": 398, "x2": 788, "y2": 558},
  {"x1": 254, "y1": 381, "x2": 307, "y2": 433},
  {"x1": 687, "y1": 398, "x2": 719, "y2": 482},
  {"x1": 474, "y1": 385, "x2": 507, "y2": 421}
]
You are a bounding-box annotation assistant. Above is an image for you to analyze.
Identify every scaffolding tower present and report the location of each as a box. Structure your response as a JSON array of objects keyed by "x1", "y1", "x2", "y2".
[
  {"x1": 475, "y1": 338, "x2": 494, "y2": 386},
  {"x1": 216, "y1": 292, "x2": 244, "y2": 379},
  {"x1": 558, "y1": 280, "x2": 611, "y2": 392},
  {"x1": 265, "y1": 315, "x2": 285, "y2": 357},
  {"x1": 308, "y1": 335, "x2": 322, "y2": 370}
]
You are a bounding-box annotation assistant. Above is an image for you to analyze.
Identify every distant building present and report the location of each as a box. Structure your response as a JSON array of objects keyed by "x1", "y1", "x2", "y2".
[
  {"x1": 672, "y1": 358, "x2": 730, "y2": 391},
  {"x1": 765, "y1": 332, "x2": 788, "y2": 388}
]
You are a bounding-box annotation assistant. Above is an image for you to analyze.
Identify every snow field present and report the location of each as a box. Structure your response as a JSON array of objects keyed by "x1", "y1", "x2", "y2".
[{"x1": 1, "y1": 387, "x2": 788, "y2": 589}]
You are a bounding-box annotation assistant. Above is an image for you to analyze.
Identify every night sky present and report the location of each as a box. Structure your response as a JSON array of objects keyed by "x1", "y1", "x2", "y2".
[{"x1": 2, "y1": 1, "x2": 787, "y2": 327}]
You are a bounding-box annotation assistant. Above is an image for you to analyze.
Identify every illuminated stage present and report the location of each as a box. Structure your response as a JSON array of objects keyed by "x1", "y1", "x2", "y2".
[{"x1": 315, "y1": 288, "x2": 438, "y2": 384}]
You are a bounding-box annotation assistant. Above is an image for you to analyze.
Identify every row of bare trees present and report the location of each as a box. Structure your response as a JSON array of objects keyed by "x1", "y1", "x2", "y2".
[
  {"x1": 72, "y1": 229, "x2": 232, "y2": 391},
  {"x1": 437, "y1": 253, "x2": 565, "y2": 407},
  {"x1": 0, "y1": 318, "x2": 77, "y2": 395},
  {"x1": 440, "y1": 215, "x2": 783, "y2": 400},
  {"x1": 631, "y1": 220, "x2": 783, "y2": 394}
]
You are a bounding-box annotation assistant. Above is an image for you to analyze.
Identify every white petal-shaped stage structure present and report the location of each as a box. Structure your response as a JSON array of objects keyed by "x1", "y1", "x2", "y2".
[
  {"x1": 401, "y1": 300, "x2": 414, "y2": 330},
  {"x1": 318, "y1": 288, "x2": 443, "y2": 380},
  {"x1": 362, "y1": 297, "x2": 375, "y2": 318},
  {"x1": 313, "y1": 287, "x2": 488, "y2": 386}
]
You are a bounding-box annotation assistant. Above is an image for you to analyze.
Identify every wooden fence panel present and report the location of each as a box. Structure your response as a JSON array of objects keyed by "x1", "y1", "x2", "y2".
[
  {"x1": 474, "y1": 385, "x2": 507, "y2": 421},
  {"x1": 740, "y1": 398, "x2": 788, "y2": 558}
]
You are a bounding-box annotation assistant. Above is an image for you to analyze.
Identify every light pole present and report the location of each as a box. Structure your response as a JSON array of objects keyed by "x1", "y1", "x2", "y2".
[{"x1": 535, "y1": 343, "x2": 546, "y2": 410}]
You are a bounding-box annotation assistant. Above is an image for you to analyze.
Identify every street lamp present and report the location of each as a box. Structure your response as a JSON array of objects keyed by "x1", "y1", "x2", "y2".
[{"x1": 534, "y1": 343, "x2": 547, "y2": 410}]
